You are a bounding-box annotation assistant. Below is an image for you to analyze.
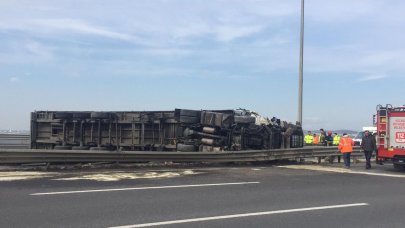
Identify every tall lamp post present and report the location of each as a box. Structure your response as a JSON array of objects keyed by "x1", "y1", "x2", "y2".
[{"x1": 298, "y1": 0, "x2": 304, "y2": 126}]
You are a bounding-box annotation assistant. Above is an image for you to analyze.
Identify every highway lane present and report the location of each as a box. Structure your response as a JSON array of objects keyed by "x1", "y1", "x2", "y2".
[{"x1": 1, "y1": 164, "x2": 405, "y2": 228}]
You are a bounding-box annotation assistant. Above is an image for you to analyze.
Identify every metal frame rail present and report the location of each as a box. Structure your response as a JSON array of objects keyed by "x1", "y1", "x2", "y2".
[{"x1": 0, "y1": 146, "x2": 362, "y2": 164}]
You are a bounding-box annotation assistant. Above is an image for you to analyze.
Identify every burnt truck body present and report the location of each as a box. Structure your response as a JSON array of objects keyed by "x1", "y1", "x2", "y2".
[{"x1": 30, "y1": 109, "x2": 303, "y2": 151}]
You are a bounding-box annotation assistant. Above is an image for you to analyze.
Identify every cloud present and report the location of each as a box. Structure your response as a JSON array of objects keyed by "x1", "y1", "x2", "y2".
[
  {"x1": 172, "y1": 23, "x2": 264, "y2": 42},
  {"x1": 359, "y1": 51, "x2": 405, "y2": 71},
  {"x1": 9, "y1": 77, "x2": 20, "y2": 83},
  {"x1": 141, "y1": 47, "x2": 192, "y2": 56},
  {"x1": 357, "y1": 74, "x2": 387, "y2": 82},
  {"x1": 0, "y1": 40, "x2": 55, "y2": 64},
  {"x1": 306, "y1": 0, "x2": 384, "y2": 23},
  {"x1": 305, "y1": 46, "x2": 405, "y2": 77},
  {"x1": 32, "y1": 18, "x2": 133, "y2": 41},
  {"x1": 215, "y1": 25, "x2": 264, "y2": 42},
  {"x1": 0, "y1": 18, "x2": 136, "y2": 42},
  {"x1": 25, "y1": 41, "x2": 54, "y2": 58}
]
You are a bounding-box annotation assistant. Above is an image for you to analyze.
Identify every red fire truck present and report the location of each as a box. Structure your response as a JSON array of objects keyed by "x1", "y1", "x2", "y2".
[{"x1": 376, "y1": 104, "x2": 405, "y2": 170}]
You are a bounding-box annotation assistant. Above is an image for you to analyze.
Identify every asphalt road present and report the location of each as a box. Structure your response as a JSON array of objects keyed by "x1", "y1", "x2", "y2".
[{"x1": 1, "y1": 162, "x2": 405, "y2": 228}]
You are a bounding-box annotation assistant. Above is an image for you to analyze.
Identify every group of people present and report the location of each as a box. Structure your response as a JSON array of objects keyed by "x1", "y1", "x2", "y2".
[
  {"x1": 337, "y1": 130, "x2": 376, "y2": 169},
  {"x1": 304, "y1": 129, "x2": 341, "y2": 146},
  {"x1": 305, "y1": 129, "x2": 376, "y2": 169}
]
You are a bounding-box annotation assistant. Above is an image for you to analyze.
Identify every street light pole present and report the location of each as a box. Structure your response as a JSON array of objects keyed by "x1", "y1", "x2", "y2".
[{"x1": 298, "y1": 0, "x2": 304, "y2": 125}]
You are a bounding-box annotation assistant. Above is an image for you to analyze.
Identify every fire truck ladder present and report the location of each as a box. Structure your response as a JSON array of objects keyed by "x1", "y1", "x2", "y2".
[{"x1": 376, "y1": 104, "x2": 392, "y2": 148}]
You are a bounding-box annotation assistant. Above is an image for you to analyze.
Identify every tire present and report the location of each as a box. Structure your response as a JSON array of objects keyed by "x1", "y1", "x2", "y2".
[
  {"x1": 54, "y1": 112, "x2": 73, "y2": 119},
  {"x1": 179, "y1": 116, "x2": 199, "y2": 124},
  {"x1": 234, "y1": 116, "x2": 256, "y2": 124},
  {"x1": 54, "y1": 145, "x2": 72, "y2": 150},
  {"x1": 73, "y1": 112, "x2": 91, "y2": 119},
  {"x1": 91, "y1": 112, "x2": 110, "y2": 119},
  {"x1": 72, "y1": 146, "x2": 90, "y2": 150},
  {"x1": 177, "y1": 143, "x2": 197, "y2": 152}
]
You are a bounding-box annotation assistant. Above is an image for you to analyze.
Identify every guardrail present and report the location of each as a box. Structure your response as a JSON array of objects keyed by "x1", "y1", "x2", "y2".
[
  {"x1": 0, "y1": 134, "x2": 30, "y2": 149},
  {"x1": 0, "y1": 146, "x2": 362, "y2": 164}
]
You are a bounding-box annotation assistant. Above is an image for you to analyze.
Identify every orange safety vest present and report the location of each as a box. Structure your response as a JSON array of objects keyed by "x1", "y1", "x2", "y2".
[
  {"x1": 313, "y1": 136, "x2": 319, "y2": 145},
  {"x1": 338, "y1": 137, "x2": 354, "y2": 153}
]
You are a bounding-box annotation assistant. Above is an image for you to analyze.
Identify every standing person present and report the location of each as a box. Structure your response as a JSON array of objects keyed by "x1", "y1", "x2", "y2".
[
  {"x1": 325, "y1": 131, "x2": 335, "y2": 162},
  {"x1": 313, "y1": 133, "x2": 319, "y2": 145},
  {"x1": 319, "y1": 129, "x2": 327, "y2": 145},
  {"x1": 325, "y1": 131, "x2": 333, "y2": 146},
  {"x1": 304, "y1": 131, "x2": 314, "y2": 145},
  {"x1": 361, "y1": 130, "x2": 376, "y2": 169},
  {"x1": 338, "y1": 133, "x2": 354, "y2": 168},
  {"x1": 333, "y1": 133, "x2": 340, "y2": 146}
]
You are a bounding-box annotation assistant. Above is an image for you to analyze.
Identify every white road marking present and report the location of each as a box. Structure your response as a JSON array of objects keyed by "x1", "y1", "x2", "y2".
[
  {"x1": 30, "y1": 182, "x2": 259, "y2": 196},
  {"x1": 277, "y1": 165, "x2": 405, "y2": 178},
  {"x1": 109, "y1": 203, "x2": 369, "y2": 228}
]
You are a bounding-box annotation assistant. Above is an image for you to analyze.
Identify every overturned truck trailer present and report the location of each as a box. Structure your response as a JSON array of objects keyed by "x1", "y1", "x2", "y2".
[{"x1": 30, "y1": 109, "x2": 303, "y2": 152}]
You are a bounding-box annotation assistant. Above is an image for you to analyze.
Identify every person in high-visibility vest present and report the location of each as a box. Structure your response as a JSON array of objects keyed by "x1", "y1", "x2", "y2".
[
  {"x1": 338, "y1": 133, "x2": 354, "y2": 168},
  {"x1": 304, "y1": 131, "x2": 314, "y2": 145},
  {"x1": 333, "y1": 133, "x2": 340, "y2": 146},
  {"x1": 313, "y1": 133, "x2": 319, "y2": 145}
]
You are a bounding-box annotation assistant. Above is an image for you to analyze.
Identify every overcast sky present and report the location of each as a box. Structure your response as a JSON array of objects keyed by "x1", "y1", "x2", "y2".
[{"x1": 1, "y1": 0, "x2": 405, "y2": 131}]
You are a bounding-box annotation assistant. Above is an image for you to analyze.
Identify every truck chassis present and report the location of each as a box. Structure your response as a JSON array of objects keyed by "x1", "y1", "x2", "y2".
[{"x1": 30, "y1": 109, "x2": 303, "y2": 152}]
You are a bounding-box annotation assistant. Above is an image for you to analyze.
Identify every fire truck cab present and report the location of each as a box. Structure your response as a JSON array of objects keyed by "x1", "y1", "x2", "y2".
[{"x1": 376, "y1": 104, "x2": 405, "y2": 170}]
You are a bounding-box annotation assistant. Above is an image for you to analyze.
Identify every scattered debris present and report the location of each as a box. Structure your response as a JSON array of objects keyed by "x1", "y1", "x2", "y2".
[
  {"x1": 53, "y1": 170, "x2": 201, "y2": 181},
  {"x1": 0, "y1": 171, "x2": 58, "y2": 181}
]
